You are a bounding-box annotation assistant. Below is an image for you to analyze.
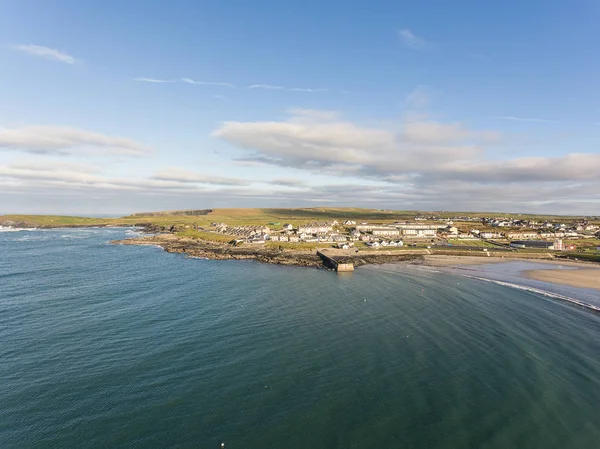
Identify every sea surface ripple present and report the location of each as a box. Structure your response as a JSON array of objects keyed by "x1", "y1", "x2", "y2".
[{"x1": 1, "y1": 229, "x2": 599, "y2": 448}]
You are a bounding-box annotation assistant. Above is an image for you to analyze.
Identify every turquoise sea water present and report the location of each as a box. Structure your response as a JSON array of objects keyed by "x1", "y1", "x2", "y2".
[{"x1": 1, "y1": 228, "x2": 599, "y2": 448}]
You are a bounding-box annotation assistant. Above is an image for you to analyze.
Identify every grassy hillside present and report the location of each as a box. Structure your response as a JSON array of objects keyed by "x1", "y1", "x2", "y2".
[{"x1": 1, "y1": 207, "x2": 597, "y2": 229}]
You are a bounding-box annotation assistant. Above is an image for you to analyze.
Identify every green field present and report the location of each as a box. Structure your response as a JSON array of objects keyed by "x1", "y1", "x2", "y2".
[
  {"x1": 556, "y1": 252, "x2": 600, "y2": 263},
  {"x1": 447, "y1": 239, "x2": 497, "y2": 248},
  {"x1": 1, "y1": 208, "x2": 413, "y2": 229},
  {"x1": 2, "y1": 207, "x2": 599, "y2": 230},
  {"x1": 174, "y1": 229, "x2": 237, "y2": 243}
]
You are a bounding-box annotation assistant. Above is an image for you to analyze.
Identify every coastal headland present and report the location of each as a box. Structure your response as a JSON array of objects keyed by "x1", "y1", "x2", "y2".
[{"x1": 3, "y1": 208, "x2": 600, "y2": 287}]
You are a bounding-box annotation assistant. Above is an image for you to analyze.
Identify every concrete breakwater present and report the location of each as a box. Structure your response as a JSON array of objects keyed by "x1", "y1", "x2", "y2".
[{"x1": 317, "y1": 250, "x2": 354, "y2": 271}]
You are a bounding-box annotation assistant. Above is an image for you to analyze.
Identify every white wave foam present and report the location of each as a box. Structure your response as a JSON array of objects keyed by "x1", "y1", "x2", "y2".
[
  {"x1": 0, "y1": 226, "x2": 38, "y2": 232},
  {"x1": 466, "y1": 275, "x2": 600, "y2": 312}
]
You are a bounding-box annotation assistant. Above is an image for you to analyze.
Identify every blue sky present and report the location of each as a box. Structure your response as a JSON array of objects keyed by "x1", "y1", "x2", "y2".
[{"x1": 1, "y1": 0, "x2": 599, "y2": 215}]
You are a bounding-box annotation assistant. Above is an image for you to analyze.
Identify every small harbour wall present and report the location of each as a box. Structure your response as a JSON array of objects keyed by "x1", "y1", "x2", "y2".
[{"x1": 317, "y1": 250, "x2": 355, "y2": 272}]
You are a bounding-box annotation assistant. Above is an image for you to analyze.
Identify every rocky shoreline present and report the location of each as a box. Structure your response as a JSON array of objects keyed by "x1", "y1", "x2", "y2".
[{"x1": 112, "y1": 234, "x2": 429, "y2": 269}]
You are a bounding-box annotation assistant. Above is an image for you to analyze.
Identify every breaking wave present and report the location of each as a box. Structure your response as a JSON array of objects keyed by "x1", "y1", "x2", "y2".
[
  {"x1": 0, "y1": 226, "x2": 38, "y2": 232},
  {"x1": 466, "y1": 275, "x2": 600, "y2": 313}
]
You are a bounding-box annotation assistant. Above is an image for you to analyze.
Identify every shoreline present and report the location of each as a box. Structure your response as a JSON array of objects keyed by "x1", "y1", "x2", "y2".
[
  {"x1": 522, "y1": 268, "x2": 600, "y2": 291},
  {"x1": 423, "y1": 254, "x2": 600, "y2": 291},
  {"x1": 112, "y1": 234, "x2": 599, "y2": 271}
]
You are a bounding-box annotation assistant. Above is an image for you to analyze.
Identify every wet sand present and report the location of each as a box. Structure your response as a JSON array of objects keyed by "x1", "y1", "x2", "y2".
[
  {"x1": 424, "y1": 255, "x2": 520, "y2": 266},
  {"x1": 423, "y1": 255, "x2": 597, "y2": 268},
  {"x1": 523, "y1": 269, "x2": 600, "y2": 291}
]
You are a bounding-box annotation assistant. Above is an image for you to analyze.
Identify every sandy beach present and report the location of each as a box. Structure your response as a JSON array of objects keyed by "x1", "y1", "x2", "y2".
[
  {"x1": 423, "y1": 255, "x2": 508, "y2": 266},
  {"x1": 423, "y1": 255, "x2": 600, "y2": 291},
  {"x1": 523, "y1": 269, "x2": 600, "y2": 291}
]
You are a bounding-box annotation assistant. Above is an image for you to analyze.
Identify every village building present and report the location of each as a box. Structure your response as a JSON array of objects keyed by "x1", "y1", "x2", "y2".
[
  {"x1": 480, "y1": 232, "x2": 501, "y2": 239},
  {"x1": 298, "y1": 222, "x2": 334, "y2": 234},
  {"x1": 282, "y1": 223, "x2": 293, "y2": 231},
  {"x1": 372, "y1": 229, "x2": 401, "y2": 237},
  {"x1": 396, "y1": 223, "x2": 440, "y2": 230},
  {"x1": 510, "y1": 240, "x2": 555, "y2": 249},
  {"x1": 355, "y1": 224, "x2": 393, "y2": 231},
  {"x1": 444, "y1": 226, "x2": 459, "y2": 235},
  {"x1": 402, "y1": 228, "x2": 436, "y2": 237},
  {"x1": 506, "y1": 232, "x2": 540, "y2": 240}
]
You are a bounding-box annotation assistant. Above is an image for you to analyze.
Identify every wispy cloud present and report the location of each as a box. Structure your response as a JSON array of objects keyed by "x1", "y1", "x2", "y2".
[
  {"x1": 152, "y1": 167, "x2": 250, "y2": 186},
  {"x1": 248, "y1": 84, "x2": 285, "y2": 90},
  {"x1": 133, "y1": 79, "x2": 331, "y2": 93},
  {"x1": 248, "y1": 84, "x2": 328, "y2": 92},
  {"x1": 290, "y1": 87, "x2": 328, "y2": 92},
  {"x1": 270, "y1": 178, "x2": 307, "y2": 188},
  {"x1": 11, "y1": 44, "x2": 76, "y2": 64},
  {"x1": 492, "y1": 116, "x2": 557, "y2": 123},
  {"x1": 398, "y1": 29, "x2": 432, "y2": 51},
  {"x1": 212, "y1": 95, "x2": 227, "y2": 100},
  {"x1": 405, "y1": 85, "x2": 432, "y2": 109},
  {"x1": 133, "y1": 77, "x2": 176, "y2": 83},
  {"x1": 0, "y1": 125, "x2": 153, "y2": 156},
  {"x1": 181, "y1": 78, "x2": 236, "y2": 88}
]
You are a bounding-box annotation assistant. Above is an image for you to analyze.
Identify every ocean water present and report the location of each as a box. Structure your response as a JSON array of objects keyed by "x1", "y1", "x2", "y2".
[{"x1": 1, "y1": 228, "x2": 599, "y2": 449}]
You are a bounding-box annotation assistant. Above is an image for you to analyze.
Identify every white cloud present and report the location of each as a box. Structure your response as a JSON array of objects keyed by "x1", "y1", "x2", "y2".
[
  {"x1": 214, "y1": 112, "x2": 395, "y2": 169},
  {"x1": 398, "y1": 29, "x2": 432, "y2": 50},
  {"x1": 11, "y1": 44, "x2": 76, "y2": 64},
  {"x1": 152, "y1": 167, "x2": 251, "y2": 186},
  {"x1": 213, "y1": 109, "x2": 600, "y2": 189},
  {"x1": 287, "y1": 109, "x2": 340, "y2": 121},
  {"x1": 248, "y1": 84, "x2": 284, "y2": 90},
  {"x1": 0, "y1": 125, "x2": 153, "y2": 156},
  {"x1": 492, "y1": 116, "x2": 557, "y2": 123},
  {"x1": 133, "y1": 77, "x2": 176, "y2": 83},
  {"x1": 2, "y1": 157, "x2": 599, "y2": 214},
  {"x1": 9, "y1": 158, "x2": 101, "y2": 173},
  {"x1": 0, "y1": 163, "x2": 240, "y2": 192},
  {"x1": 405, "y1": 86, "x2": 432, "y2": 109},
  {"x1": 181, "y1": 78, "x2": 236, "y2": 88},
  {"x1": 401, "y1": 121, "x2": 499, "y2": 144},
  {"x1": 248, "y1": 84, "x2": 329, "y2": 92},
  {"x1": 269, "y1": 178, "x2": 308, "y2": 188},
  {"x1": 212, "y1": 95, "x2": 227, "y2": 100}
]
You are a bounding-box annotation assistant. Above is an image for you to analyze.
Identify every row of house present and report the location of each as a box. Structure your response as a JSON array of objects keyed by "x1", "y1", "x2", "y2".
[
  {"x1": 366, "y1": 240, "x2": 404, "y2": 248},
  {"x1": 220, "y1": 225, "x2": 270, "y2": 237},
  {"x1": 297, "y1": 222, "x2": 335, "y2": 234}
]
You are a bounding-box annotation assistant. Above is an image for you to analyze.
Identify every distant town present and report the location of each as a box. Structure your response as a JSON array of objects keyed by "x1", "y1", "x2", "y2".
[{"x1": 203, "y1": 215, "x2": 600, "y2": 252}]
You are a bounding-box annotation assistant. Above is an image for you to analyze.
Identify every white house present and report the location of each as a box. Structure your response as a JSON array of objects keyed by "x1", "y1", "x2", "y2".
[
  {"x1": 445, "y1": 226, "x2": 459, "y2": 235},
  {"x1": 402, "y1": 229, "x2": 436, "y2": 237},
  {"x1": 282, "y1": 223, "x2": 293, "y2": 231},
  {"x1": 298, "y1": 222, "x2": 333, "y2": 234},
  {"x1": 372, "y1": 229, "x2": 401, "y2": 237},
  {"x1": 480, "y1": 232, "x2": 501, "y2": 239}
]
